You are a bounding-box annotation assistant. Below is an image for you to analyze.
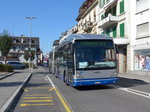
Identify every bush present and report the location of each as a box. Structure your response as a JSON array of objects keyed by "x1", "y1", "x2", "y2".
[
  {"x1": 0, "y1": 64, "x2": 14, "y2": 72},
  {"x1": 0, "y1": 64, "x2": 6, "y2": 72},
  {"x1": 22, "y1": 62, "x2": 29, "y2": 68},
  {"x1": 6, "y1": 64, "x2": 14, "y2": 72}
]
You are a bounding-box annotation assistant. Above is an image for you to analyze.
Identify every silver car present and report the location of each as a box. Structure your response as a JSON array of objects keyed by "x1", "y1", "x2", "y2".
[{"x1": 7, "y1": 62, "x2": 26, "y2": 69}]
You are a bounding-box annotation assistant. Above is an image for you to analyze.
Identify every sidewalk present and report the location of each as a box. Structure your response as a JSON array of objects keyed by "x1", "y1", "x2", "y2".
[
  {"x1": 0, "y1": 69, "x2": 31, "y2": 111},
  {"x1": 118, "y1": 73, "x2": 150, "y2": 83},
  {"x1": 117, "y1": 72, "x2": 150, "y2": 94}
]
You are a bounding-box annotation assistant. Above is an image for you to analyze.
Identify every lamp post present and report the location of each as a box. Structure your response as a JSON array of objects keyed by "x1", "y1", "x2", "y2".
[{"x1": 25, "y1": 16, "x2": 36, "y2": 70}]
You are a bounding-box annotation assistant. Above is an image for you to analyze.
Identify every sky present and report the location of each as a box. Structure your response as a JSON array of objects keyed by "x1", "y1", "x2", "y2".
[{"x1": 0, "y1": 0, "x2": 85, "y2": 53}]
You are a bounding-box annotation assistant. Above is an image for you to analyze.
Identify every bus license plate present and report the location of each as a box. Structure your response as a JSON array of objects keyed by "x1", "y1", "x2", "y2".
[{"x1": 95, "y1": 82, "x2": 101, "y2": 84}]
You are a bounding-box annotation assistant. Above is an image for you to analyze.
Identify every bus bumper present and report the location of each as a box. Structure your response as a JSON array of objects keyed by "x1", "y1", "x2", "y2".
[{"x1": 72, "y1": 77, "x2": 118, "y2": 87}]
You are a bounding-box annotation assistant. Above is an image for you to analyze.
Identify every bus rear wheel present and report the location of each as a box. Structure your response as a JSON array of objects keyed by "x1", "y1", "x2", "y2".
[{"x1": 64, "y1": 74, "x2": 69, "y2": 85}]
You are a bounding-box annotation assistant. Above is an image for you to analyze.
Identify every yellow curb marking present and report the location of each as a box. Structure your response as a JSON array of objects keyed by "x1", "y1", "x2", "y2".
[
  {"x1": 25, "y1": 94, "x2": 50, "y2": 96},
  {"x1": 48, "y1": 88, "x2": 55, "y2": 92},
  {"x1": 27, "y1": 87, "x2": 52, "y2": 89},
  {"x1": 55, "y1": 88, "x2": 72, "y2": 112},
  {"x1": 22, "y1": 99, "x2": 53, "y2": 102},
  {"x1": 23, "y1": 97, "x2": 52, "y2": 99},
  {"x1": 24, "y1": 89, "x2": 29, "y2": 92},
  {"x1": 20, "y1": 103, "x2": 54, "y2": 107}
]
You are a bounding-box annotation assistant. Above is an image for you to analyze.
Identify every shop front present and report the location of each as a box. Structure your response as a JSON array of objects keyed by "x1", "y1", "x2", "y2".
[{"x1": 134, "y1": 49, "x2": 150, "y2": 71}]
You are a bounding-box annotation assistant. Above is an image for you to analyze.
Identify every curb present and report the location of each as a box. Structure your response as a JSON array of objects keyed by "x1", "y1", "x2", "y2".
[
  {"x1": 0, "y1": 72, "x2": 15, "y2": 80},
  {"x1": 0, "y1": 73, "x2": 32, "y2": 112}
]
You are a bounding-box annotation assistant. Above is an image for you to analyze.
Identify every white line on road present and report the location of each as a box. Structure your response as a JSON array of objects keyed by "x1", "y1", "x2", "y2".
[
  {"x1": 47, "y1": 75, "x2": 73, "y2": 112},
  {"x1": 47, "y1": 75, "x2": 56, "y2": 88},
  {"x1": 110, "y1": 84, "x2": 150, "y2": 99}
]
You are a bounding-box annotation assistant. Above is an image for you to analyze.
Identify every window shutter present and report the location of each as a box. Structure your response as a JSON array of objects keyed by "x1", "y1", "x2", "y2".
[
  {"x1": 113, "y1": 26, "x2": 117, "y2": 38},
  {"x1": 120, "y1": 23, "x2": 125, "y2": 37},
  {"x1": 120, "y1": 0, "x2": 124, "y2": 14}
]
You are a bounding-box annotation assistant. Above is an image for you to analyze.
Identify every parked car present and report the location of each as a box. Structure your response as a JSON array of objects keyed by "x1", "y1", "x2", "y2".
[{"x1": 7, "y1": 62, "x2": 26, "y2": 69}]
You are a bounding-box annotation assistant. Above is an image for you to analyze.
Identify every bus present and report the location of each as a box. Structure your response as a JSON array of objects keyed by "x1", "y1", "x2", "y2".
[{"x1": 50, "y1": 34, "x2": 118, "y2": 87}]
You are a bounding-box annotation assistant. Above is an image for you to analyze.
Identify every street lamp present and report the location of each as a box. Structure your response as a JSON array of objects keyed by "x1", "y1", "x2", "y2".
[{"x1": 25, "y1": 16, "x2": 36, "y2": 70}]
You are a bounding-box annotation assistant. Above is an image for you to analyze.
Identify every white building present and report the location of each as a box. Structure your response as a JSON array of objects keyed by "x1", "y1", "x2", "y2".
[
  {"x1": 97, "y1": 0, "x2": 130, "y2": 73},
  {"x1": 59, "y1": 0, "x2": 150, "y2": 74},
  {"x1": 129, "y1": 0, "x2": 150, "y2": 75}
]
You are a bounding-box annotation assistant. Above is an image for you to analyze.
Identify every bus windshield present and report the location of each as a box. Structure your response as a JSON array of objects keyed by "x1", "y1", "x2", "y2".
[{"x1": 75, "y1": 40, "x2": 116, "y2": 70}]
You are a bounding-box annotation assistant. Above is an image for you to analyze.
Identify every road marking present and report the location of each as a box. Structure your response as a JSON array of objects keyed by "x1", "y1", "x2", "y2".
[
  {"x1": 25, "y1": 94, "x2": 50, "y2": 96},
  {"x1": 47, "y1": 75, "x2": 72, "y2": 112},
  {"x1": 48, "y1": 88, "x2": 55, "y2": 91},
  {"x1": 55, "y1": 88, "x2": 72, "y2": 112},
  {"x1": 110, "y1": 84, "x2": 150, "y2": 99},
  {"x1": 24, "y1": 89, "x2": 29, "y2": 92},
  {"x1": 20, "y1": 103, "x2": 54, "y2": 107},
  {"x1": 22, "y1": 99, "x2": 53, "y2": 102},
  {"x1": 27, "y1": 87, "x2": 51, "y2": 89},
  {"x1": 23, "y1": 97, "x2": 52, "y2": 99}
]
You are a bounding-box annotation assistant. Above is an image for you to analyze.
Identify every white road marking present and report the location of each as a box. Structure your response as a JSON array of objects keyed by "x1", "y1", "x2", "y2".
[
  {"x1": 47, "y1": 75, "x2": 56, "y2": 88},
  {"x1": 47, "y1": 75, "x2": 73, "y2": 112},
  {"x1": 110, "y1": 84, "x2": 150, "y2": 99}
]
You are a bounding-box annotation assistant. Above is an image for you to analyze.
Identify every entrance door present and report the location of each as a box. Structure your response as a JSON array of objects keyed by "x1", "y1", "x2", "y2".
[{"x1": 122, "y1": 47, "x2": 127, "y2": 72}]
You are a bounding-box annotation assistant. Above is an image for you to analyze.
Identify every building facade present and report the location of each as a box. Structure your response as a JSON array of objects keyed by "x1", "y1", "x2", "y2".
[
  {"x1": 57, "y1": 0, "x2": 150, "y2": 74},
  {"x1": 76, "y1": 0, "x2": 99, "y2": 34},
  {"x1": 129, "y1": 0, "x2": 150, "y2": 74},
  {"x1": 97, "y1": 0, "x2": 130, "y2": 73},
  {"x1": 0, "y1": 36, "x2": 41, "y2": 63}
]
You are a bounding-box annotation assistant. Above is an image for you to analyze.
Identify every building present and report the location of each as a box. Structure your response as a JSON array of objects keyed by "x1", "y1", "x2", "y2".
[
  {"x1": 53, "y1": 0, "x2": 150, "y2": 74},
  {"x1": 129, "y1": 0, "x2": 150, "y2": 74},
  {"x1": 76, "y1": 0, "x2": 99, "y2": 34},
  {"x1": 0, "y1": 36, "x2": 41, "y2": 64},
  {"x1": 97, "y1": 0, "x2": 130, "y2": 73}
]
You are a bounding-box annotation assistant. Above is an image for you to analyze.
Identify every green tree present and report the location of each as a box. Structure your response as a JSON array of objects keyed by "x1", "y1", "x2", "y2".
[
  {"x1": 0, "y1": 30, "x2": 13, "y2": 64},
  {"x1": 24, "y1": 50, "x2": 35, "y2": 62}
]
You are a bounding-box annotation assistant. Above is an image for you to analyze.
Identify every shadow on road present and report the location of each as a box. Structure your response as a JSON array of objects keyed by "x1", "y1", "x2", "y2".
[
  {"x1": 116, "y1": 77, "x2": 149, "y2": 87},
  {"x1": 75, "y1": 85, "x2": 114, "y2": 91},
  {"x1": 0, "y1": 82, "x2": 23, "y2": 87}
]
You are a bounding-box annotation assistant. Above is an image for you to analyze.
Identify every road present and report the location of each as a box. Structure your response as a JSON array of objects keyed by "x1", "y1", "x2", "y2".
[{"x1": 12, "y1": 68, "x2": 150, "y2": 112}]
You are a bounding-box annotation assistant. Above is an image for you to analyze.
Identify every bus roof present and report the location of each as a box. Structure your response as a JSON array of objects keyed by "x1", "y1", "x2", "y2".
[{"x1": 58, "y1": 34, "x2": 113, "y2": 48}]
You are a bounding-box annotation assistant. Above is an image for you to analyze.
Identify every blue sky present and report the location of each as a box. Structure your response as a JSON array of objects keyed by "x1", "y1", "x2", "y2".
[{"x1": 0, "y1": 0, "x2": 85, "y2": 53}]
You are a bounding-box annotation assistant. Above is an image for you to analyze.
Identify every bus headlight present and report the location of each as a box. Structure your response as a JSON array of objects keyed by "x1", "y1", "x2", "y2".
[
  {"x1": 112, "y1": 72, "x2": 118, "y2": 77},
  {"x1": 76, "y1": 74, "x2": 84, "y2": 79}
]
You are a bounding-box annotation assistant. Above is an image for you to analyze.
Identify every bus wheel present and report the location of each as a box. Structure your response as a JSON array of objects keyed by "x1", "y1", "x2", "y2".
[
  {"x1": 64, "y1": 74, "x2": 69, "y2": 85},
  {"x1": 54, "y1": 72, "x2": 58, "y2": 78}
]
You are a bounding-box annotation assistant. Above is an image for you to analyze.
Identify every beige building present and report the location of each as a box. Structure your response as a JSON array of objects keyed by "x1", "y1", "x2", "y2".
[{"x1": 75, "y1": 0, "x2": 99, "y2": 34}]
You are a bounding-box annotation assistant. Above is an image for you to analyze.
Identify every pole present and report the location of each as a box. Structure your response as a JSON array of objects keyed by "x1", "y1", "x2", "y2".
[{"x1": 25, "y1": 17, "x2": 36, "y2": 71}]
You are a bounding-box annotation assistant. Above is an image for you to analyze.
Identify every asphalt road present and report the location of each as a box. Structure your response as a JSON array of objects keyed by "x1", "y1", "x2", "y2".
[
  {"x1": 49, "y1": 73, "x2": 150, "y2": 112},
  {"x1": 12, "y1": 68, "x2": 71, "y2": 112},
  {"x1": 12, "y1": 68, "x2": 150, "y2": 112}
]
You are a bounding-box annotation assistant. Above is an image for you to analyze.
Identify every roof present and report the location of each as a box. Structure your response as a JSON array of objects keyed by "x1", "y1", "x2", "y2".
[{"x1": 58, "y1": 34, "x2": 113, "y2": 48}]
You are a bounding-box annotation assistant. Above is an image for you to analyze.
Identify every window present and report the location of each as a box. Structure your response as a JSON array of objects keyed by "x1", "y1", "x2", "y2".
[
  {"x1": 120, "y1": 0, "x2": 124, "y2": 14},
  {"x1": 134, "y1": 50, "x2": 150, "y2": 71},
  {"x1": 120, "y1": 23, "x2": 125, "y2": 37},
  {"x1": 137, "y1": 22, "x2": 149, "y2": 38},
  {"x1": 136, "y1": 0, "x2": 149, "y2": 12}
]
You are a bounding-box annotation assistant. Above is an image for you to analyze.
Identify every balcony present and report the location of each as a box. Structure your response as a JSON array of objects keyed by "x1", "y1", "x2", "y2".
[
  {"x1": 113, "y1": 37, "x2": 129, "y2": 45},
  {"x1": 103, "y1": 0, "x2": 118, "y2": 9},
  {"x1": 98, "y1": 13, "x2": 119, "y2": 29},
  {"x1": 72, "y1": 25, "x2": 78, "y2": 33},
  {"x1": 83, "y1": 21, "x2": 93, "y2": 32}
]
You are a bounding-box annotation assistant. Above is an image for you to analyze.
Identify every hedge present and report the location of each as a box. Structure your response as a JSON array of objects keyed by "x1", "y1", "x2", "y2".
[{"x1": 0, "y1": 64, "x2": 14, "y2": 72}]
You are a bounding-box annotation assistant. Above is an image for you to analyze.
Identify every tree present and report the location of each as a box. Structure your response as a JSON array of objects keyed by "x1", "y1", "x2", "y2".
[
  {"x1": 0, "y1": 30, "x2": 13, "y2": 64},
  {"x1": 24, "y1": 50, "x2": 35, "y2": 62}
]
